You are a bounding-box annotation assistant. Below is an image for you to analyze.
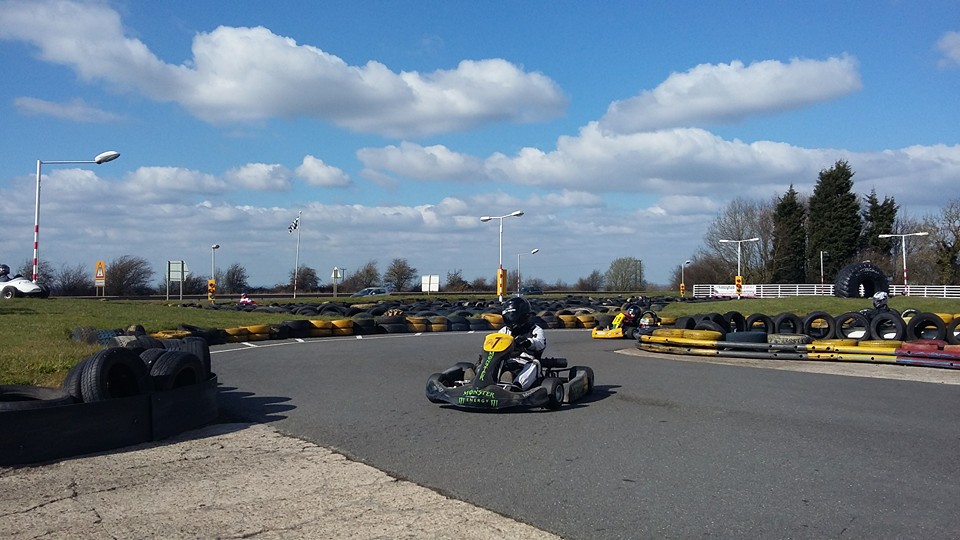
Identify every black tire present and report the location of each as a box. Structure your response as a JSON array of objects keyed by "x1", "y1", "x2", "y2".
[
  {"x1": 722, "y1": 330, "x2": 769, "y2": 343},
  {"x1": 79, "y1": 347, "x2": 151, "y2": 402},
  {"x1": 834, "y1": 312, "x2": 870, "y2": 340},
  {"x1": 1, "y1": 286, "x2": 16, "y2": 300},
  {"x1": 543, "y1": 377, "x2": 564, "y2": 409},
  {"x1": 694, "y1": 319, "x2": 727, "y2": 338},
  {"x1": 946, "y1": 318, "x2": 960, "y2": 345},
  {"x1": 181, "y1": 336, "x2": 212, "y2": 376},
  {"x1": 774, "y1": 312, "x2": 804, "y2": 334},
  {"x1": 140, "y1": 348, "x2": 167, "y2": 369},
  {"x1": 833, "y1": 262, "x2": 889, "y2": 298},
  {"x1": 673, "y1": 316, "x2": 697, "y2": 330},
  {"x1": 61, "y1": 357, "x2": 90, "y2": 401},
  {"x1": 0, "y1": 384, "x2": 75, "y2": 411},
  {"x1": 722, "y1": 311, "x2": 746, "y2": 333},
  {"x1": 906, "y1": 312, "x2": 947, "y2": 341},
  {"x1": 802, "y1": 311, "x2": 836, "y2": 340},
  {"x1": 134, "y1": 334, "x2": 165, "y2": 350},
  {"x1": 150, "y1": 350, "x2": 206, "y2": 391},
  {"x1": 745, "y1": 313, "x2": 774, "y2": 333},
  {"x1": 869, "y1": 311, "x2": 906, "y2": 341}
]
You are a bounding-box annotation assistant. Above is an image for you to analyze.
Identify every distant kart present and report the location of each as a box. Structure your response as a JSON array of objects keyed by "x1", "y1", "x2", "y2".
[
  {"x1": 592, "y1": 309, "x2": 659, "y2": 339},
  {"x1": 425, "y1": 332, "x2": 594, "y2": 410},
  {"x1": 0, "y1": 274, "x2": 50, "y2": 299}
]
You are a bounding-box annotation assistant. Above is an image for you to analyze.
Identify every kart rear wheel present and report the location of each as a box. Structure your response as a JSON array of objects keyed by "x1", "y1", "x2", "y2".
[{"x1": 543, "y1": 377, "x2": 564, "y2": 409}]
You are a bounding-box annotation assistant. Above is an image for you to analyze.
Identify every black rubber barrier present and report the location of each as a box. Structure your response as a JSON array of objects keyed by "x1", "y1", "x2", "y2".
[{"x1": 0, "y1": 375, "x2": 218, "y2": 466}]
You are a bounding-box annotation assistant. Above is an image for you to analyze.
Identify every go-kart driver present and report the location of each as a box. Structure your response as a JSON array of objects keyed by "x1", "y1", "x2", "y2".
[
  {"x1": 0, "y1": 264, "x2": 9, "y2": 282},
  {"x1": 497, "y1": 296, "x2": 546, "y2": 390}
]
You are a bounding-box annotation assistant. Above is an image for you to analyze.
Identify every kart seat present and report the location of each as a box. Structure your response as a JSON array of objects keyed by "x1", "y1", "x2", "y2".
[{"x1": 540, "y1": 357, "x2": 567, "y2": 369}]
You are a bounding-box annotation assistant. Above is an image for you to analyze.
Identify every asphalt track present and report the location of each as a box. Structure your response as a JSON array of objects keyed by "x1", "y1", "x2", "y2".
[{"x1": 213, "y1": 329, "x2": 960, "y2": 539}]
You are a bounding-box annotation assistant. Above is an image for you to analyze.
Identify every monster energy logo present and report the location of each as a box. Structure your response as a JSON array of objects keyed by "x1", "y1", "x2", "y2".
[
  {"x1": 458, "y1": 395, "x2": 498, "y2": 407},
  {"x1": 477, "y1": 350, "x2": 495, "y2": 380}
]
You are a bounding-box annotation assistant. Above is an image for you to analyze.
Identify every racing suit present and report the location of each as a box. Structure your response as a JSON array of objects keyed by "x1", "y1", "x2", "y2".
[{"x1": 497, "y1": 323, "x2": 546, "y2": 390}]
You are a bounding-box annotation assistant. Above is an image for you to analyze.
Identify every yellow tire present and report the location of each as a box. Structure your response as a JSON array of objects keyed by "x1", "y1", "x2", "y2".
[
  {"x1": 331, "y1": 319, "x2": 354, "y2": 329},
  {"x1": 331, "y1": 327, "x2": 353, "y2": 336},
  {"x1": 309, "y1": 328, "x2": 332, "y2": 337},
  {"x1": 247, "y1": 332, "x2": 270, "y2": 341},
  {"x1": 243, "y1": 324, "x2": 271, "y2": 334},
  {"x1": 309, "y1": 320, "x2": 333, "y2": 329},
  {"x1": 681, "y1": 329, "x2": 722, "y2": 341},
  {"x1": 407, "y1": 323, "x2": 428, "y2": 332},
  {"x1": 652, "y1": 328, "x2": 685, "y2": 337}
]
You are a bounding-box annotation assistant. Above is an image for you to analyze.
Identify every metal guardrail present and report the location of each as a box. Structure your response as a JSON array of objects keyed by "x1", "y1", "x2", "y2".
[{"x1": 692, "y1": 283, "x2": 960, "y2": 299}]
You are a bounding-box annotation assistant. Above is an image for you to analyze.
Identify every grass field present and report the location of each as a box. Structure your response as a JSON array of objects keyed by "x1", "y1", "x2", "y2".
[{"x1": 2, "y1": 294, "x2": 959, "y2": 388}]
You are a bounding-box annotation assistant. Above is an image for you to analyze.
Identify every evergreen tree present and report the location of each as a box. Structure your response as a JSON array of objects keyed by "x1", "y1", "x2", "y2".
[
  {"x1": 861, "y1": 189, "x2": 898, "y2": 257},
  {"x1": 771, "y1": 185, "x2": 807, "y2": 283},
  {"x1": 806, "y1": 160, "x2": 862, "y2": 281}
]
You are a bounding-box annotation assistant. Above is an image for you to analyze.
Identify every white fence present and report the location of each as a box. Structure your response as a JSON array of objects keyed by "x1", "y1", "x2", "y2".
[{"x1": 692, "y1": 283, "x2": 960, "y2": 299}]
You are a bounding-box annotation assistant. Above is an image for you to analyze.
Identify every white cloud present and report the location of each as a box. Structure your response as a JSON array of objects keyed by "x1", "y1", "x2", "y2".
[
  {"x1": 0, "y1": 0, "x2": 567, "y2": 137},
  {"x1": 357, "y1": 142, "x2": 486, "y2": 182},
  {"x1": 295, "y1": 156, "x2": 351, "y2": 187},
  {"x1": 13, "y1": 97, "x2": 125, "y2": 122},
  {"x1": 598, "y1": 56, "x2": 862, "y2": 133},
  {"x1": 936, "y1": 31, "x2": 960, "y2": 68},
  {"x1": 224, "y1": 163, "x2": 292, "y2": 191}
]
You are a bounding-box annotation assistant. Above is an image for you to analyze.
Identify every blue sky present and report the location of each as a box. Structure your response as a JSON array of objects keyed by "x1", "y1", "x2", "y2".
[{"x1": 1, "y1": 0, "x2": 958, "y2": 289}]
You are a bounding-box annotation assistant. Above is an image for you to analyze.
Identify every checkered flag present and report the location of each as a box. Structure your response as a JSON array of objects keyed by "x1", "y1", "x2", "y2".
[{"x1": 288, "y1": 216, "x2": 300, "y2": 233}]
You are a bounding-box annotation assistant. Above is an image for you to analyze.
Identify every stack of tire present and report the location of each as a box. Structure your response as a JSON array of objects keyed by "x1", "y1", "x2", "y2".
[{"x1": 2, "y1": 336, "x2": 213, "y2": 412}]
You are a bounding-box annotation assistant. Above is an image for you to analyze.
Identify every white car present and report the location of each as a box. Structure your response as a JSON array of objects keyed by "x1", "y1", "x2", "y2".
[
  {"x1": 1, "y1": 274, "x2": 50, "y2": 299},
  {"x1": 351, "y1": 287, "x2": 389, "y2": 297}
]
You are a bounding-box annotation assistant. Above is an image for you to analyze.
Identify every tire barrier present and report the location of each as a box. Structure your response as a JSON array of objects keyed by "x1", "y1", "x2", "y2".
[
  {"x1": 637, "y1": 310, "x2": 960, "y2": 370},
  {"x1": 1, "y1": 340, "x2": 218, "y2": 466}
]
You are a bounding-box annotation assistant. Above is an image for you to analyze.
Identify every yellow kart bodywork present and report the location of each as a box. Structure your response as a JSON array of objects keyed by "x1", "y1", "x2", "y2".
[
  {"x1": 592, "y1": 313, "x2": 626, "y2": 339},
  {"x1": 592, "y1": 326, "x2": 625, "y2": 339}
]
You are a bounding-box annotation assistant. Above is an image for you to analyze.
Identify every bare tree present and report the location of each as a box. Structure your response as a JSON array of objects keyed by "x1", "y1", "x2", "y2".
[
  {"x1": 105, "y1": 255, "x2": 155, "y2": 296},
  {"x1": 575, "y1": 270, "x2": 605, "y2": 291},
  {"x1": 605, "y1": 257, "x2": 643, "y2": 291},
  {"x1": 383, "y1": 258, "x2": 417, "y2": 292},
  {"x1": 53, "y1": 262, "x2": 93, "y2": 296},
  {"x1": 704, "y1": 197, "x2": 773, "y2": 282},
  {"x1": 342, "y1": 260, "x2": 380, "y2": 291},
  {"x1": 223, "y1": 263, "x2": 249, "y2": 294}
]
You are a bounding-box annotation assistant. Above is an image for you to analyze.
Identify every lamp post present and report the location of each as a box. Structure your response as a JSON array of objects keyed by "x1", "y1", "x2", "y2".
[
  {"x1": 480, "y1": 210, "x2": 524, "y2": 301},
  {"x1": 819, "y1": 250, "x2": 828, "y2": 295},
  {"x1": 517, "y1": 248, "x2": 539, "y2": 294},
  {"x1": 719, "y1": 237, "x2": 760, "y2": 298},
  {"x1": 680, "y1": 259, "x2": 692, "y2": 297},
  {"x1": 33, "y1": 150, "x2": 120, "y2": 282},
  {"x1": 878, "y1": 232, "x2": 928, "y2": 296},
  {"x1": 211, "y1": 244, "x2": 220, "y2": 282}
]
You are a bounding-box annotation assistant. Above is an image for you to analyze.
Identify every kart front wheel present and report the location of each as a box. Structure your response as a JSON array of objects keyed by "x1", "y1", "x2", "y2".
[
  {"x1": 543, "y1": 377, "x2": 564, "y2": 410},
  {"x1": 1, "y1": 287, "x2": 16, "y2": 300}
]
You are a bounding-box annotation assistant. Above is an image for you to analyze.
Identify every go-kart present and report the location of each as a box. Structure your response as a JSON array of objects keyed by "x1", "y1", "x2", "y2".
[
  {"x1": 592, "y1": 310, "x2": 659, "y2": 339},
  {"x1": 0, "y1": 274, "x2": 50, "y2": 299},
  {"x1": 425, "y1": 333, "x2": 594, "y2": 410}
]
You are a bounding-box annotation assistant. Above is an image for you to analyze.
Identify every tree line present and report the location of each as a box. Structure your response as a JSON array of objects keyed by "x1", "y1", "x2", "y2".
[
  {"x1": 677, "y1": 160, "x2": 960, "y2": 289},
  {"x1": 13, "y1": 254, "x2": 648, "y2": 297}
]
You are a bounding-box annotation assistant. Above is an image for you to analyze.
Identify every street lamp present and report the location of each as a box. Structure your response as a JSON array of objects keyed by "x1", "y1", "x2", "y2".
[
  {"x1": 33, "y1": 150, "x2": 120, "y2": 282},
  {"x1": 680, "y1": 259, "x2": 692, "y2": 297},
  {"x1": 878, "y1": 232, "x2": 928, "y2": 296},
  {"x1": 517, "y1": 248, "x2": 539, "y2": 294},
  {"x1": 480, "y1": 210, "x2": 524, "y2": 301},
  {"x1": 211, "y1": 244, "x2": 220, "y2": 282},
  {"x1": 719, "y1": 237, "x2": 760, "y2": 298},
  {"x1": 819, "y1": 250, "x2": 829, "y2": 295}
]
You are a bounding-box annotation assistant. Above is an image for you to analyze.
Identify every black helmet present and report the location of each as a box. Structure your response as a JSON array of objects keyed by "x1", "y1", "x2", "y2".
[
  {"x1": 0, "y1": 264, "x2": 8, "y2": 276},
  {"x1": 502, "y1": 296, "x2": 532, "y2": 332},
  {"x1": 624, "y1": 304, "x2": 641, "y2": 318}
]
